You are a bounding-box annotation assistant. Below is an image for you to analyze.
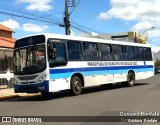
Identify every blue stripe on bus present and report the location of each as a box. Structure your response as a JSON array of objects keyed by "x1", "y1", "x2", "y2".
[
  {"x1": 49, "y1": 65, "x2": 154, "y2": 79},
  {"x1": 49, "y1": 65, "x2": 153, "y2": 74},
  {"x1": 49, "y1": 68, "x2": 154, "y2": 79}
]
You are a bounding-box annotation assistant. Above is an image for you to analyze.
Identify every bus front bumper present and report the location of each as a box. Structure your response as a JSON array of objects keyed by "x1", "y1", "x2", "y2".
[{"x1": 14, "y1": 80, "x2": 49, "y2": 93}]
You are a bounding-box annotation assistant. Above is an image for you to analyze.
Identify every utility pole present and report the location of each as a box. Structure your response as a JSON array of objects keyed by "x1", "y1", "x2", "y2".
[
  {"x1": 134, "y1": 32, "x2": 137, "y2": 43},
  {"x1": 64, "y1": 0, "x2": 77, "y2": 35},
  {"x1": 64, "y1": 0, "x2": 70, "y2": 35}
]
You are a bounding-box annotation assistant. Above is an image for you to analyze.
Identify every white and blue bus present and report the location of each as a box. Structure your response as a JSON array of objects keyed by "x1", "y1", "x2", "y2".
[{"x1": 13, "y1": 34, "x2": 154, "y2": 96}]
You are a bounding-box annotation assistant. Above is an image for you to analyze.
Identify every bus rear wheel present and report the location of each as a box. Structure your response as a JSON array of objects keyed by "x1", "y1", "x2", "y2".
[
  {"x1": 71, "y1": 76, "x2": 82, "y2": 96},
  {"x1": 124, "y1": 72, "x2": 135, "y2": 87}
]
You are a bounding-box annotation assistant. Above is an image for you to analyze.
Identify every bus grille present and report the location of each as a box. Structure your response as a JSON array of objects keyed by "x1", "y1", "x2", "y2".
[{"x1": 17, "y1": 75, "x2": 38, "y2": 80}]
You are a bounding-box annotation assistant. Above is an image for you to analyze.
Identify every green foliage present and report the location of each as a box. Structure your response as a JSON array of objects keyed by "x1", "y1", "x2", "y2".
[{"x1": 155, "y1": 60, "x2": 160, "y2": 67}]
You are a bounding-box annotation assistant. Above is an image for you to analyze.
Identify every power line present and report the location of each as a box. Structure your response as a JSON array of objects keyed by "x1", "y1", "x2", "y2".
[
  {"x1": 0, "y1": 1, "x2": 105, "y2": 36},
  {"x1": 69, "y1": 0, "x2": 80, "y2": 16},
  {"x1": 0, "y1": 1, "x2": 63, "y2": 23},
  {"x1": 0, "y1": 11, "x2": 62, "y2": 26},
  {"x1": 71, "y1": 21, "x2": 104, "y2": 34}
]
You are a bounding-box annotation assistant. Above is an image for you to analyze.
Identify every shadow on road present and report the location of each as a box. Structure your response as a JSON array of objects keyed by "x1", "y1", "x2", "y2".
[
  {"x1": 6, "y1": 83, "x2": 150, "y2": 102},
  {"x1": 82, "y1": 82, "x2": 150, "y2": 94},
  {"x1": 134, "y1": 83, "x2": 150, "y2": 86}
]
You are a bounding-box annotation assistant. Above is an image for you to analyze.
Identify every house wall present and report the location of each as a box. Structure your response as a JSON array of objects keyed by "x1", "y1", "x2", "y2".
[{"x1": 0, "y1": 30, "x2": 12, "y2": 38}]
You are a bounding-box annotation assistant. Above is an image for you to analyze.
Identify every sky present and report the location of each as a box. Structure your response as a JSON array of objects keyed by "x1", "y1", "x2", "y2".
[{"x1": 0, "y1": 0, "x2": 160, "y2": 52}]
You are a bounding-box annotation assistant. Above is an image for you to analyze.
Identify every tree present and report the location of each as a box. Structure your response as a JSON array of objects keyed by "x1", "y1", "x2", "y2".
[{"x1": 155, "y1": 60, "x2": 160, "y2": 67}]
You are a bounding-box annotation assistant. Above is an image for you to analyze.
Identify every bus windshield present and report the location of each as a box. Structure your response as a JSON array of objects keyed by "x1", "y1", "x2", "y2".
[{"x1": 13, "y1": 44, "x2": 46, "y2": 75}]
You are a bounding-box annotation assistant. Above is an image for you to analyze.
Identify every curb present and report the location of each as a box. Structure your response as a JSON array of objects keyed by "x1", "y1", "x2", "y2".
[
  {"x1": 0, "y1": 93, "x2": 40, "y2": 101},
  {"x1": 0, "y1": 95, "x2": 20, "y2": 101}
]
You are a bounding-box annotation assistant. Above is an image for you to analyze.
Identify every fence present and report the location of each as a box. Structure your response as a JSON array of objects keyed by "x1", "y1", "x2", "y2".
[{"x1": 0, "y1": 56, "x2": 14, "y2": 89}]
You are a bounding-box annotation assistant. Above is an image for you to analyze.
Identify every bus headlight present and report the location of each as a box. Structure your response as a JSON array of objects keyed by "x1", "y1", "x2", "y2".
[
  {"x1": 14, "y1": 79, "x2": 20, "y2": 85},
  {"x1": 36, "y1": 74, "x2": 47, "y2": 84},
  {"x1": 15, "y1": 82, "x2": 20, "y2": 85}
]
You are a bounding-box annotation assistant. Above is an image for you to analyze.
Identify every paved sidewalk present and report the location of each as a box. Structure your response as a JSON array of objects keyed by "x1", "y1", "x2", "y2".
[{"x1": 0, "y1": 88, "x2": 39, "y2": 101}]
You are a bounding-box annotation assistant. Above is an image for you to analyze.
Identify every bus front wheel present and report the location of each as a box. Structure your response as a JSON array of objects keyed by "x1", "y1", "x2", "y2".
[
  {"x1": 71, "y1": 76, "x2": 82, "y2": 96},
  {"x1": 124, "y1": 72, "x2": 135, "y2": 87}
]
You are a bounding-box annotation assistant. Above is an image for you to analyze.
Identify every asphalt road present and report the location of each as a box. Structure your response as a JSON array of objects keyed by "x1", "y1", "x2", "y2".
[{"x1": 0, "y1": 74, "x2": 160, "y2": 125}]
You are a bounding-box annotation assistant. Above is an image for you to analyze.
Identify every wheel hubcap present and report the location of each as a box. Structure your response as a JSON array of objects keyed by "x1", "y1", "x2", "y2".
[
  {"x1": 129, "y1": 76, "x2": 134, "y2": 84},
  {"x1": 74, "y1": 80, "x2": 80, "y2": 91}
]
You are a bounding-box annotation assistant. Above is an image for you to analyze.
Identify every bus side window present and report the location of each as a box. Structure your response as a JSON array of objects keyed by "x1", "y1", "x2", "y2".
[
  {"x1": 98, "y1": 43, "x2": 113, "y2": 61},
  {"x1": 48, "y1": 42, "x2": 67, "y2": 67},
  {"x1": 125, "y1": 46, "x2": 135, "y2": 61},
  {"x1": 68, "y1": 40, "x2": 82, "y2": 60},
  {"x1": 83, "y1": 42, "x2": 98, "y2": 60},
  {"x1": 112, "y1": 45, "x2": 123, "y2": 61},
  {"x1": 134, "y1": 47, "x2": 144, "y2": 61},
  {"x1": 144, "y1": 47, "x2": 152, "y2": 61}
]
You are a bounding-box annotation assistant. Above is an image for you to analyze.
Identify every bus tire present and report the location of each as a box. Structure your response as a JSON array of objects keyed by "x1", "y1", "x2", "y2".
[
  {"x1": 125, "y1": 72, "x2": 135, "y2": 87},
  {"x1": 71, "y1": 76, "x2": 82, "y2": 96}
]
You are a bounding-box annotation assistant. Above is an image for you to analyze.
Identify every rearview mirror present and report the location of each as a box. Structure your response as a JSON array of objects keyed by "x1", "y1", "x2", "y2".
[{"x1": 49, "y1": 43, "x2": 56, "y2": 60}]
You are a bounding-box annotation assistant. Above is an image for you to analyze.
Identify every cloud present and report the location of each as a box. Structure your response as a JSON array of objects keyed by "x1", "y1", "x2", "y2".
[
  {"x1": 17, "y1": 0, "x2": 53, "y2": 11},
  {"x1": 131, "y1": 21, "x2": 154, "y2": 32},
  {"x1": 152, "y1": 46, "x2": 160, "y2": 53},
  {"x1": 91, "y1": 32, "x2": 98, "y2": 36},
  {"x1": 23, "y1": 23, "x2": 48, "y2": 32},
  {"x1": 70, "y1": 30, "x2": 75, "y2": 36},
  {"x1": 130, "y1": 21, "x2": 160, "y2": 37},
  {"x1": 98, "y1": 0, "x2": 160, "y2": 21},
  {"x1": 0, "y1": 19, "x2": 20, "y2": 29},
  {"x1": 97, "y1": 0, "x2": 160, "y2": 42},
  {"x1": 148, "y1": 30, "x2": 160, "y2": 37},
  {"x1": 151, "y1": 38, "x2": 158, "y2": 42},
  {"x1": 110, "y1": 0, "x2": 139, "y2": 7},
  {"x1": 97, "y1": 12, "x2": 111, "y2": 20}
]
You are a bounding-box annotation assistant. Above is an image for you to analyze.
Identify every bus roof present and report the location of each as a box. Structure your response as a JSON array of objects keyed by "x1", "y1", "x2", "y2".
[{"x1": 17, "y1": 33, "x2": 151, "y2": 48}]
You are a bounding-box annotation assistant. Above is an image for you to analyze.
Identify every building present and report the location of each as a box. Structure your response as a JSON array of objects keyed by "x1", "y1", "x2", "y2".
[
  {"x1": 105, "y1": 32, "x2": 148, "y2": 44},
  {"x1": 0, "y1": 24, "x2": 16, "y2": 88},
  {"x1": 0, "y1": 24, "x2": 16, "y2": 47},
  {"x1": 79, "y1": 31, "x2": 148, "y2": 44}
]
